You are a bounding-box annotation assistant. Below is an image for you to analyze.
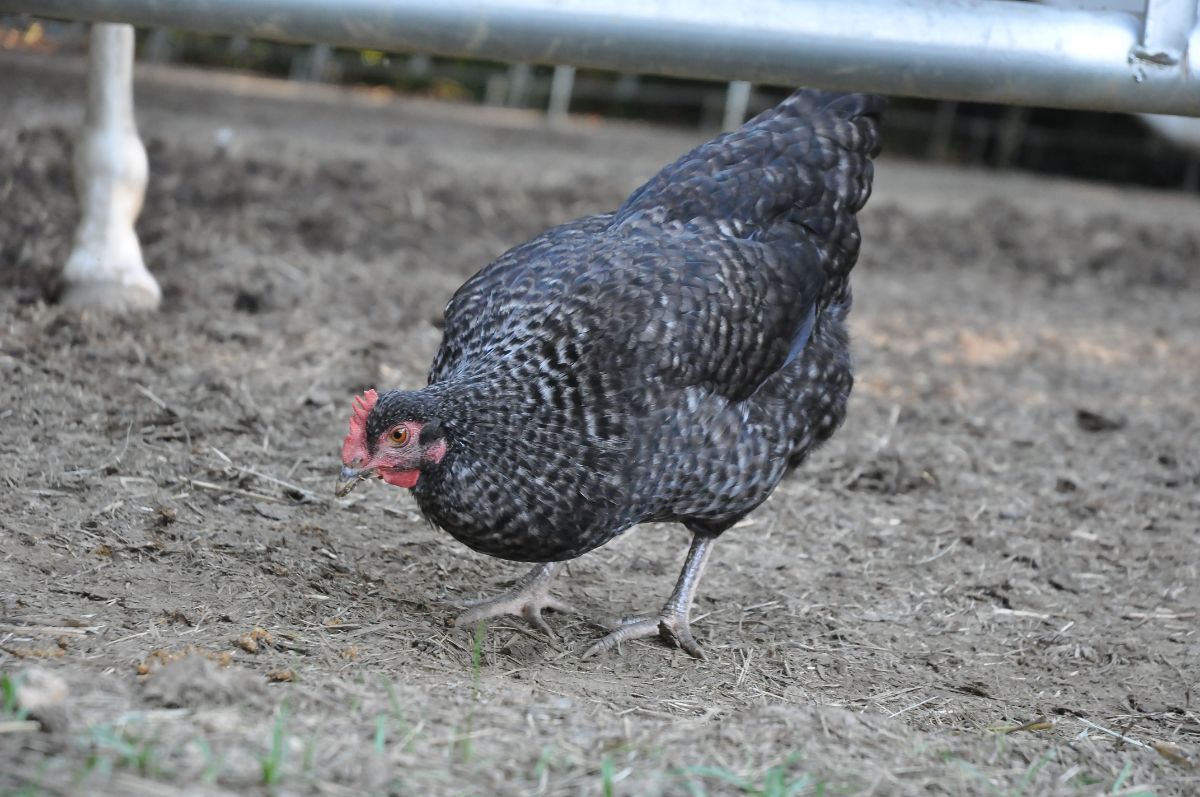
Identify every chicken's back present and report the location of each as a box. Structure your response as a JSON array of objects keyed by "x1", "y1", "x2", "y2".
[
  {"x1": 434, "y1": 90, "x2": 885, "y2": 383},
  {"x1": 616, "y1": 91, "x2": 885, "y2": 306}
]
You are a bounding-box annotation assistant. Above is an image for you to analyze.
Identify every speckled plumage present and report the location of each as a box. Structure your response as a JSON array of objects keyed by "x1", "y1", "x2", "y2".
[{"x1": 367, "y1": 89, "x2": 884, "y2": 564}]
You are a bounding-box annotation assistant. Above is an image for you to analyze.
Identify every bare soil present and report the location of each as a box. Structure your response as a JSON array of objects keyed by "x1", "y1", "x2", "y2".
[{"x1": 1, "y1": 52, "x2": 1198, "y2": 797}]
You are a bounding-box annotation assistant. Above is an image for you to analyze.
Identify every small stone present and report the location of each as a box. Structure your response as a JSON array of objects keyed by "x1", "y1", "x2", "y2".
[{"x1": 14, "y1": 667, "x2": 69, "y2": 732}]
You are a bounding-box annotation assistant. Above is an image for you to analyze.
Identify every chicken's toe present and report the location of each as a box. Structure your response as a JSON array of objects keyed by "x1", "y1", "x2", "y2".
[
  {"x1": 450, "y1": 563, "x2": 576, "y2": 638},
  {"x1": 657, "y1": 615, "x2": 706, "y2": 660},
  {"x1": 582, "y1": 613, "x2": 706, "y2": 660},
  {"x1": 581, "y1": 618, "x2": 661, "y2": 659}
]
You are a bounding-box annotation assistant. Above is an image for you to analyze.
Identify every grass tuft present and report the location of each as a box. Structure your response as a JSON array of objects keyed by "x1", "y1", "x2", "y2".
[
  {"x1": 602, "y1": 756, "x2": 616, "y2": 797},
  {"x1": 374, "y1": 713, "x2": 388, "y2": 755},
  {"x1": 193, "y1": 735, "x2": 224, "y2": 786},
  {"x1": 676, "y1": 756, "x2": 823, "y2": 797},
  {"x1": 458, "y1": 621, "x2": 487, "y2": 764},
  {"x1": 261, "y1": 702, "x2": 288, "y2": 787},
  {"x1": 1, "y1": 672, "x2": 28, "y2": 722},
  {"x1": 87, "y1": 725, "x2": 167, "y2": 779}
]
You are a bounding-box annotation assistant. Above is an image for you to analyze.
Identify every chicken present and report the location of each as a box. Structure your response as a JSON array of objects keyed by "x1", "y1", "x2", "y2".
[{"x1": 337, "y1": 89, "x2": 885, "y2": 659}]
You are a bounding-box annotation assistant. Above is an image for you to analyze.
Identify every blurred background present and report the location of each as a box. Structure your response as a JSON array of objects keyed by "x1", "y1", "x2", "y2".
[{"x1": 3, "y1": 14, "x2": 1197, "y2": 193}]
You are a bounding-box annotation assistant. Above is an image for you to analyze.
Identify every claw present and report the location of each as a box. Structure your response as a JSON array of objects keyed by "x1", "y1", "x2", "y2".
[
  {"x1": 582, "y1": 535, "x2": 714, "y2": 661},
  {"x1": 454, "y1": 597, "x2": 575, "y2": 639},
  {"x1": 450, "y1": 563, "x2": 575, "y2": 639},
  {"x1": 658, "y1": 616, "x2": 707, "y2": 660},
  {"x1": 582, "y1": 613, "x2": 707, "y2": 660},
  {"x1": 523, "y1": 606, "x2": 555, "y2": 639}
]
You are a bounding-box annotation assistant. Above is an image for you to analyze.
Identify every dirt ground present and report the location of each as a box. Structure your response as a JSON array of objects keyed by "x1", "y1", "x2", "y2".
[{"x1": 1, "y1": 52, "x2": 1198, "y2": 797}]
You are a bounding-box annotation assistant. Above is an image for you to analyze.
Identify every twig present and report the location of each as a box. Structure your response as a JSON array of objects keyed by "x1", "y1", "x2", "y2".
[
  {"x1": 1123, "y1": 610, "x2": 1196, "y2": 621},
  {"x1": 1077, "y1": 717, "x2": 1153, "y2": 751},
  {"x1": 112, "y1": 708, "x2": 193, "y2": 727},
  {"x1": 209, "y1": 447, "x2": 328, "y2": 503},
  {"x1": 236, "y1": 464, "x2": 328, "y2": 504},
  {"x1": 888, "y1": 695, "x2": 939, "y2": 718},
  {"x1": 840, "y1": 403, "x2": 901, "y2": 488},
  {"x1": 0, "y1": 624, "x2": 102, "y2": 637},
  {"x1": 915, "y1": 537, "x2": 959, "y2": 565},
  {"x1": 993, "y1": 608, "x2": 1053, "y2": 620},
  {"x1": 133, "y1": 383, "x2": 175, "y2": 414},
  {"x1": 396, "y1": 719, "x2": 425, "y2": 751},
  {"x1": 0, "y1": 721, "x2": 40, "y2": 734},
  {"x1": 189, "y1": 479, "x2": 283, "y2": 503},
  {"x1": 735, "y1": 648, "x2": 754, "y2": 689}
]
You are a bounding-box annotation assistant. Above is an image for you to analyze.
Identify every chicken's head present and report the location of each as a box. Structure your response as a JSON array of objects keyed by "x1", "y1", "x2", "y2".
[{"x1": 336, "y1": 388, "x2": 448, "y2": 497}]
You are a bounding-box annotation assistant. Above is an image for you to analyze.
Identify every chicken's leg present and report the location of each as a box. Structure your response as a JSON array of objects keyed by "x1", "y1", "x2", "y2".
[
  {"x1": 453, "y1": 562, "x2": 577, "y2": 638},
  {"x1": 583, "y1": 534, "x2": 714, "y2": 660}
]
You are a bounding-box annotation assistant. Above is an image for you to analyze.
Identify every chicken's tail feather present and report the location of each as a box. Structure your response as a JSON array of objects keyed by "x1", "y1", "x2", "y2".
[{"x1": 614, "y1": 88, "x2": 886, "y2": 302}]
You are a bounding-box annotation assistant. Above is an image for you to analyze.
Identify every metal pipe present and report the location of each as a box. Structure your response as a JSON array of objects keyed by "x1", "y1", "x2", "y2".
[
  {"x1": 3, "y1": 0, "x2": 1199, "y2": 116},
  {"x1": 722, "y1": 81, "x2": 752, "y2": 132}
]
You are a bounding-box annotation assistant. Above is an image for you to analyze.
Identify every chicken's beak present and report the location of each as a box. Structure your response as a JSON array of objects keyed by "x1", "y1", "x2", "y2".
[{"x1": 335, "y1": 465, "x2": 372, "y2": 498}]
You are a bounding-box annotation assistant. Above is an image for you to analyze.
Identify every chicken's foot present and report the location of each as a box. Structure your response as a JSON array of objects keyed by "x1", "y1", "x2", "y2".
[
  {"x1": 583, "y1": 534, "x2": 714, "y2": 660},
  {"x1": 453, "y1": 562, "x2": 576, "y2": 638}
]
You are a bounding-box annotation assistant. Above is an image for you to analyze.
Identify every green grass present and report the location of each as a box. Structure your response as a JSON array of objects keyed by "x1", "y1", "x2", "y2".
[
  {"x1": 955, "y1": 750, "x2": 1156, "y2": 797},
  {"x1": 1111, "y1": 761, "x2": 1135, "y2": 794},
  {"x1": 87, "y1": 725, "x2": 168, "y2": 779},
  {"x1": 192, "y1": 735, "x2": 224, "y2": 787},
  {"x1": 374, "y1": 713, "x2": 388, "y2": 755},
  {"x1": 1, "y1": 673, "x2": 28, "y2": 722},
  {"x1": 6, "y1": 779, "x2": 47, "y2": 797},
  {"x1": 261, "y1": 702, "x2": 289, "y2": 787},
  {"x1": 381, "y1": 676, "x2": 418, "y2": 752},
  {"x1": 602, "y1": 757, "x2": 617, "y2": 797},
  {"x1": 457, "y1": 621, "x2": 487, "y2": 764},
  {"x1": 1017, "y1": 750, "x2": 1057, "y2": 794},
  {"x1": 675, "y1": 757, "x2": 827, "y2": 797}
]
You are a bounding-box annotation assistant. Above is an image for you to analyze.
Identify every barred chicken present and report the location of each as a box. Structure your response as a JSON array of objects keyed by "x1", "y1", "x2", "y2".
[{"x1": 338, "y1": 89, "x2": 885, "y2": 659}]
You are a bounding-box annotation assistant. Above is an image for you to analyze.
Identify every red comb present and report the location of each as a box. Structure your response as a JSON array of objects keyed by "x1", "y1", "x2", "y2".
[{"x1": 341, "y1": 388, "x2": 378, "y2": 465}]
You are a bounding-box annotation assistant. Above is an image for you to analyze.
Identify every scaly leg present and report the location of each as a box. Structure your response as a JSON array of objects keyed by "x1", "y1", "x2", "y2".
[
  {"x1": 453, "y1": 562, "x2": 577, "y2": 638},
  {"x1": 583, "y1": 534, "x2": 714, "y2": 660}
]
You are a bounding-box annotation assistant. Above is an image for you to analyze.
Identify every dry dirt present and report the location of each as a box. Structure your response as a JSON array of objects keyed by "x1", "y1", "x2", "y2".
[{"x1": 1, "y1": 52, "x2": 1198, "y2": 797}]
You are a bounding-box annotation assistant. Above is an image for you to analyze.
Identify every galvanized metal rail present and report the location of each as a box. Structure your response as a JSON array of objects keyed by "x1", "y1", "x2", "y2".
[{"x1": 2, "y1": 0, "x2": 1198, "y2": 116}]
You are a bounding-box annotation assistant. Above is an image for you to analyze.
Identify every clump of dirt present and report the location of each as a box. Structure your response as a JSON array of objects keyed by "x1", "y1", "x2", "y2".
[{"x1": 141, "y1": 653, "x2": 265, "y2": 709}]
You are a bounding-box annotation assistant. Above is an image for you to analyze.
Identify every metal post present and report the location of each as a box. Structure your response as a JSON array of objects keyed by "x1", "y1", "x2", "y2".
[
  {"x1": 926, "y1": 101, "x2": 958, "y2": 161},
  {"x1": 143, "y1": 28, "x2": 173, "y2": 62},
  {"x1": 547, "y1": 64, "x2": 575, "y2": 123},
  {"x1": 506, "y1": 62, "x2": 532, "y2": 107},
  {"x1": 993, "y1": 105, "x2": 1030, "y2": 169},
  {"x1": 722, "y1": 80, "x2": 751, "y2": 131},
  {"x1": 406, "y1": 52, "x2": 431, "y2": 78},
  {"x1": 1138, "y1": 0, "x2": 1197, "y2": 65},
  {"x1": 614, "y1": 73, "x2": 639, "y2": 102},
  {"x1": 308, "y1": 42, "x2": 332, "y2": 81},
  {"x1": 484, "y1": 72, "x2": 507, "y2": 106}
]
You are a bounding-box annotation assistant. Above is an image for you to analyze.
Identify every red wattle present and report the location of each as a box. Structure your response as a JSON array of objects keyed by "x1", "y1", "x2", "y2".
[{"x1": 380, "y1": 469, "x2": 420, "y2": 489}]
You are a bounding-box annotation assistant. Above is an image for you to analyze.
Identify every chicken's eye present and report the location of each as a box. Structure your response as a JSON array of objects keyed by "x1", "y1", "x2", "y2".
[{"x1": 389, "y1": 427, "x2": 410, "y2": 446}]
